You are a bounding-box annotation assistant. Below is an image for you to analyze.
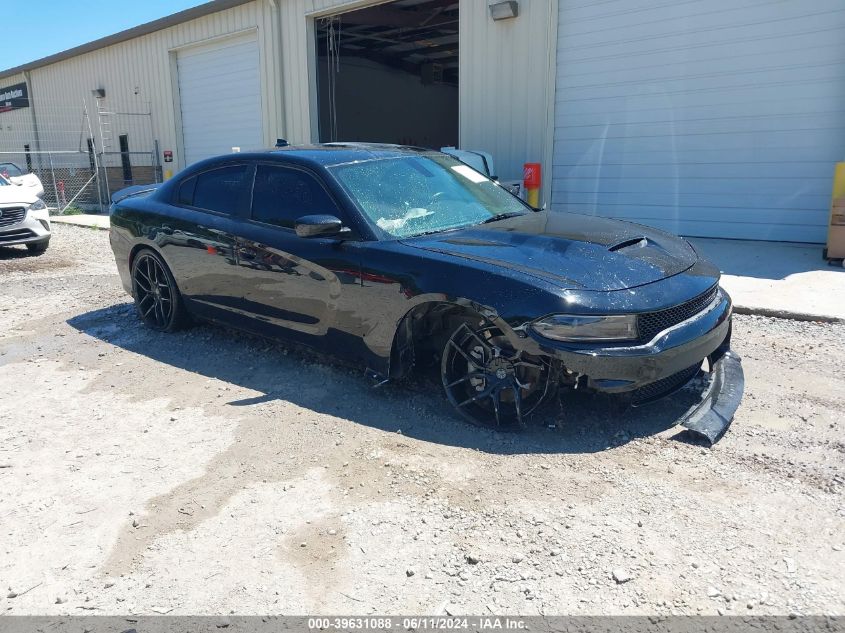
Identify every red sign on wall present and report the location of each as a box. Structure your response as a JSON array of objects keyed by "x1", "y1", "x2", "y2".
[{"x1": 523, "y1": 162, "x2": 541, "y2": 188}]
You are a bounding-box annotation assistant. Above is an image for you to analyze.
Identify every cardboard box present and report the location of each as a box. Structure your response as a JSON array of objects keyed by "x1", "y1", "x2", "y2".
[{"x1": 826, "y1": 164, "x2": 845, "y2": 259}]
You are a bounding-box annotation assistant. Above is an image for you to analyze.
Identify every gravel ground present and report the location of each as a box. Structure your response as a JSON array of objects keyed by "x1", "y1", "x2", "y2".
[{"x1": 0, "y1": 224, "x2": 843, "y2": 616}]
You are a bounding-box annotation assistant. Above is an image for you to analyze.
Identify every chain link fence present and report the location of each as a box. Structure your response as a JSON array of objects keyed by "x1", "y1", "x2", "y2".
[{"x1": 0, "y1": 98, "x2": 160, "y2": 214}]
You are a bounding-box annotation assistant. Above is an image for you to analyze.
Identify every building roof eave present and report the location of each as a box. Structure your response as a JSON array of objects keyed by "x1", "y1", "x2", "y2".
[{"x1": 0, "y1": 0, "x2": 255, "y2": 82}]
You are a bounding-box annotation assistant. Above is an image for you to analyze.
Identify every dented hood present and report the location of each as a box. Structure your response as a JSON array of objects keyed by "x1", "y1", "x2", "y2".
[{"x1": 400, "y1": 211, "x2": 698, "y2": 291}]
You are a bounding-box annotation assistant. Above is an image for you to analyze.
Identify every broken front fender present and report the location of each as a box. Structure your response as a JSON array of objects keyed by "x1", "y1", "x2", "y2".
[{"x1": 678, "y1": 348, "x2": 744, "y2": 445}]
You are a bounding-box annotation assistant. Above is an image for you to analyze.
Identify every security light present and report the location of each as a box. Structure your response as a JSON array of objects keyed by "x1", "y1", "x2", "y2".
[{"x1": 489, "y1": 1, "x2": 518, "y2": 20}]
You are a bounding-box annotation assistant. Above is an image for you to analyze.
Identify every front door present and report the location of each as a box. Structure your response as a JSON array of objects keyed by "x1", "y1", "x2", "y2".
[{"x1": 232, "y1": 163, "x2": 366, "y2": 354}]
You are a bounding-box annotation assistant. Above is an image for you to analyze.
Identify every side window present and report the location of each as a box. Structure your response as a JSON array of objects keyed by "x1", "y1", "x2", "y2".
[
  {"x1": 251, "y1": 164, "x2": 340, "y2": 229},
  {"x1": 191, "y1": 164, "x2": 249, "y2": 214},
  {"x1": 177, "y1": 176, "x2": 196, "y2": 206}
]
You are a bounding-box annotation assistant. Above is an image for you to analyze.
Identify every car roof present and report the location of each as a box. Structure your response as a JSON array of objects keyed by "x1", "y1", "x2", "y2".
[{"x1": 237, "y1": 142, "x2": 437, "y2": 168}]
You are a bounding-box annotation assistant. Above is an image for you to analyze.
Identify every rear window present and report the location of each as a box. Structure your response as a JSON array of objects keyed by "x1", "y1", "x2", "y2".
[{"x1": 183, "y1": 165, "x2": 250, "y2": 214}]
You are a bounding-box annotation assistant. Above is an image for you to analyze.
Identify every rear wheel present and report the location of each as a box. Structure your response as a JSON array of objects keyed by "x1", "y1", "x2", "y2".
[
  {"x1": 131, "y1": 249, "x2": 188, "y2": 332},
  {"x1": 441, "y1": 318, "x2": 552, "y2": 430}
]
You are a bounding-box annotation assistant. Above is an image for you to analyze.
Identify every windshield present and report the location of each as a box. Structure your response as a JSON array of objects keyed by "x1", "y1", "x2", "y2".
[
  {"x1": 0, "y1": 175, "x2": 10, "y2": 186},
  {"x1": 329, "y1": 154, "x2": 530, "y2": 238},
  {"x1": 0, "y1": 163, "x2": 23, "y2": 178}
]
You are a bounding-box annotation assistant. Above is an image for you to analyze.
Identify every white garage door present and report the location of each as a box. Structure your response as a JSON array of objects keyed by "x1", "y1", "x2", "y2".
[
  {"x1": 551, "y1": 0, "x2": 845, "y2": 242},
  {"x1": 177, "y1": 33, "x2": 262, "y2": 167}
]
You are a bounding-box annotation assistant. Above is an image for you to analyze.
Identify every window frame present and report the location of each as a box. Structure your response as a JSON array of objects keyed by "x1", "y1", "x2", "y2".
[
  {"x1": 171, "y1": 162, "x2": 255, "y2": 219},
  {"x1": 246, "y1": 161, "x2": 352, "y2": 236}
]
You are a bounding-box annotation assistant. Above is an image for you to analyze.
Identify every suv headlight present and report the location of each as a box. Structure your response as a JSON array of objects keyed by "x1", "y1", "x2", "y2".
[
  {"x1": 531, "y1": 314, "x2": 638, "y2": 342},
  {"x1": 27, "y1": 199, "x2": 50, "y2": 228}
]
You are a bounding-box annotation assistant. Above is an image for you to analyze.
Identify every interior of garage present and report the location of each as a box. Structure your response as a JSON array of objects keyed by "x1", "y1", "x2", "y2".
[{"x1": 315, "y1": 0, "x2": 458, "y2": 149}]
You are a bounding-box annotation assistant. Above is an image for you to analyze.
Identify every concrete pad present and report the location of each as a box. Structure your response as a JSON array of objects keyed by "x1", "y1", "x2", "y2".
[
  {"x1": 689, "y1": 238, "x2": 845, "y2": 322},
  {"x1": 51, "y1": 214, "x2": 110, "y2": 230}
]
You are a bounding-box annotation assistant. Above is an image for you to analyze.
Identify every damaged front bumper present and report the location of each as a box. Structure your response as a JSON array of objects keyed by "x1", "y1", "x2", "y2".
[
  {"x1": 518, "y1": 287, "x2": 744, "y2": 444},
  {"x1": 527, "y1": 288, "x2": 734, "y2": 391},
  {"x1": 673, "y1": 346, "x2": 744, "y2": 445}
]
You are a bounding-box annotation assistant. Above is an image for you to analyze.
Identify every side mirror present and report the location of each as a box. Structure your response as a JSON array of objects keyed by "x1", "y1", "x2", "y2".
[{"x1": 295, "y1": 214, "x2": 344, "y2": 238}]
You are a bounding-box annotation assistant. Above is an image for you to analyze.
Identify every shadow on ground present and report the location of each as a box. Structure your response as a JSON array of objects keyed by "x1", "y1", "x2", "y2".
[
  {"x1": 0, "y1": 244, "x2": 41, "y2": 259},
  {"x1": 67, "y1": 303, "x2": 706, "y2": 456}
]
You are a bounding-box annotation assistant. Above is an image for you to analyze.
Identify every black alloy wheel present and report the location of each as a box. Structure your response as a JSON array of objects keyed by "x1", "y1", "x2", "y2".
[
  {"x1": 441, "y1": 320, "x2": 552, "y2": 430},
  {"x1": 131, "y1": 250, "x2": 186, "y2": 332}
]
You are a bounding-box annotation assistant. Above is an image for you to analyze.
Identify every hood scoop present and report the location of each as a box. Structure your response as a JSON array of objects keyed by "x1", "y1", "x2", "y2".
[{"x1": 608, "y1": 236, "x2": 649, "y2": 252}]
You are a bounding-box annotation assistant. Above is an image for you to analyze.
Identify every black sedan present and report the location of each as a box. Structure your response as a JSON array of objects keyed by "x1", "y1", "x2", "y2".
[{"x1": 109, "y1": 144, "x2": 743, "y2": 443}]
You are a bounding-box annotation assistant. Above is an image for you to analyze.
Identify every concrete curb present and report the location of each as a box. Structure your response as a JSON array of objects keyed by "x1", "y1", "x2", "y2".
[
  {"x1": 733, "y1": 305, "x2": 844, "y2": 324},
  {"x1": 51, "y1": 215, "x2": 110, "y2": 230}
]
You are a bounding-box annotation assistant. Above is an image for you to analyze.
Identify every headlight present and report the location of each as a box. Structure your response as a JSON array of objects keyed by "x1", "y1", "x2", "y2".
[
  {"x1": 27, "y1": 199, "x2": 50, "y2": 226},
  {"x1": 531, "y1": 314, "x2": 638, "y2": 342}
]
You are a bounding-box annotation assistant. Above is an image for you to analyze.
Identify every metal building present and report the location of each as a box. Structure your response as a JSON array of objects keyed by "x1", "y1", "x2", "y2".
[{"x1": 1, "y1": 0, "x2": 843, "y2": 242}]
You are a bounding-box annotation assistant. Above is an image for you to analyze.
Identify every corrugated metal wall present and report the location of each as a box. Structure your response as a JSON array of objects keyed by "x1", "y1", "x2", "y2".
[
  {"x1": 459, "y1": 0, "x2": 557, "y2": 186},
  {"x1": 552, "y1": 0, "x2": 845, "y2": 243},
  {"x1": 3, "y1": 0, "x2": 559, "y2": 191},
  {"x1": 277, "y1": 0, "x2": 381, "y2": 145},
  {"x1": 0, "y1": 72, "x2": 37, "y2": 157},
  {"x1": 278, "y1": 0, "x2": 558, "y2": 186},
  {"x1": 0, "y1": 72, "x2": 35, "y2": 144},
  {"x1": 9, "y1": 1, "x2": 282, "y2": 171}
]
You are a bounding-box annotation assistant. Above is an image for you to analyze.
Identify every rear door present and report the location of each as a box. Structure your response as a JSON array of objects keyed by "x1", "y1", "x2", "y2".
[
  {"x1": 160, "y1": 162, "x2": 253, "y2": 324},
  {"x1": 232, "y1": 162, "x2": 364, "y2": 349}
]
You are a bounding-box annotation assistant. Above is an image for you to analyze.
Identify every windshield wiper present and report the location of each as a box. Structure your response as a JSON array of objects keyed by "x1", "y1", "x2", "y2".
[
  {"x1": 480, "y1": 212, "x2": 524, "y2": 224},
  {"x1": 411, "y1": 228, "x2": 457, "y2": 237}
]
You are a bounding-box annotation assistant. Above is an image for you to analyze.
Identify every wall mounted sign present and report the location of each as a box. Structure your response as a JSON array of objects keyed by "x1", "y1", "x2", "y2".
[{"x1": 0, "y1": 82, "x2": 29, "y2": 113}]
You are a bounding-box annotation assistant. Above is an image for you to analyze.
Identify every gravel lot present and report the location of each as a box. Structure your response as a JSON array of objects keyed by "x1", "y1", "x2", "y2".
[{"x1": 1, "y1": 224, "x2": 843, "y2": 616}]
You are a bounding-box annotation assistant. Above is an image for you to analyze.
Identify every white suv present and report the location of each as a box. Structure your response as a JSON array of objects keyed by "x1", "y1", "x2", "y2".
[{"x1": 0, "y1": 174, "x2": 51, "y2": 254}]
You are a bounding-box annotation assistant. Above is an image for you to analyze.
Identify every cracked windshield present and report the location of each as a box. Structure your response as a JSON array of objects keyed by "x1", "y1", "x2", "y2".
[{"x1": 331, "y1": 155, "x2": 529, "y2": 238}]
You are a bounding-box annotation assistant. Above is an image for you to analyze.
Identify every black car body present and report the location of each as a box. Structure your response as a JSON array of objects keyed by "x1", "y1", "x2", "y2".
[{"x1": 109, "y1": 144, "x2": 743, "y2": 443}]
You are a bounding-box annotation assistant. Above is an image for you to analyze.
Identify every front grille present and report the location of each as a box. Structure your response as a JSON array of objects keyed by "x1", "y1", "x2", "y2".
[
  {"x1": 631, "y1": 363, "x2": 701, "y2": 404},
  {"x1": 637, "y1": 285, "x2": 719, "y2": 343},
  {"x1": 0, "y1": 206, "x2": 26, "y2": 228},
  {"x1": 0, "y1": 228, "x2": 35, "y2": 242}
]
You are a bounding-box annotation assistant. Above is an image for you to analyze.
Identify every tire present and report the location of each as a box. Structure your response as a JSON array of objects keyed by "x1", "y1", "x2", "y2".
[
  {"x1": 440, "y1": 317, "x2": 552, "y2": 430},
  {"x1": 26, "y1": 240, "x2": 49, "y2": 255},
  {"x1": 130, "y1": 249, "x2": 189, "y2": 332}
]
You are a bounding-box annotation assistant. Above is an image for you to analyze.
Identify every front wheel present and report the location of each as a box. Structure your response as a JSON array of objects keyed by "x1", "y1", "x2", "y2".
[
  {"x1": 26, "y1": 240, "x2": 49, "y2": 255},
  {"x1": 131, "y1": 249, "x2": 188, "y2": 332},
  {"x1": 441, "y1": 319, "x2": 553, "y2": 430}
]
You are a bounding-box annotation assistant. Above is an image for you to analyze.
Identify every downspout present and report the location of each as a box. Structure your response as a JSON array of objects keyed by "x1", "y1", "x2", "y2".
[
  {"x1": 268, "y1": 0, "x2": 288, "y2": 144},
  {"x1": 541, "y1": 1, "x2": 559, "y2": 210},
  {"x1": 22, "y1": 70, "x2": 43, "y2": 171}
]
